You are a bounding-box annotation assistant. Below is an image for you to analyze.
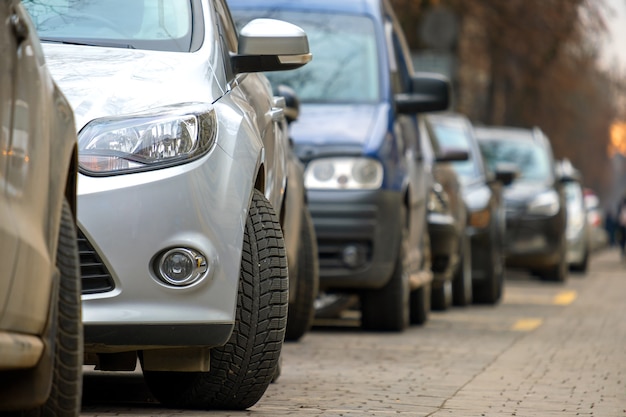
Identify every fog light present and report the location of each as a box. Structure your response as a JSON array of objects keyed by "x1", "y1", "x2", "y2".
[
  {"x1": 342, "y1": 245, "x2": 367, "y2": 269},
  {"x1": 155, "y1": 248, "x2": 208, "y2": 287}
]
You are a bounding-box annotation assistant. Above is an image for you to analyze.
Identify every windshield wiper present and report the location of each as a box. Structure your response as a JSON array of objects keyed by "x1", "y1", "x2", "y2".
[{"x1": 39, "y1": 37, "x2": 136, "y2": 49}]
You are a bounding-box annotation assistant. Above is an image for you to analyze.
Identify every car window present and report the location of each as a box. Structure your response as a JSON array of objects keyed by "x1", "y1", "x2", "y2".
[
  {"x1": 22, "y1": 0, "x2": 194, "y2": 52},
  {"x1": 479, "y1": 138, "x2": 553, "y2": 182},
  {"x1": 429, "y1": 122, "x2": 480, "y2": 180},
  {"x1": 232, "y1": 10, "x2": 380, "y2": 103}
]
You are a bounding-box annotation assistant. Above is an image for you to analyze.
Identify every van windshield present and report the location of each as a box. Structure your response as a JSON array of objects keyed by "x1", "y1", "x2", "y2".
[
  {"x1": 22, "y1": 0, "x2": 194, "y2": 52},
  {"x1": 233, "y1": 11, "x2": 381, "y2": 103}
]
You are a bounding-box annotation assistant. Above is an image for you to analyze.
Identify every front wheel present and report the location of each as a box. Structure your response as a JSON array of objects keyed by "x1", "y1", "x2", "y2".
[
  {"x1": 360, "y1": 209, "x2": 410, "y2": 332},
  {"x1": 473, "y1": 238, "x2": 504, "y2": 304},
  {"x1": 143, "y1": 190, "x2": 289, "y2": 410},
  {"x1": 19, "y1": 199, "x2": 83, "y2": 417},
  {"x1": 285, "y1": 206, "x2": 319, "y2": 342},
  {"x1": 452, "y1": 234, "x2": 472, "y2": 306}
]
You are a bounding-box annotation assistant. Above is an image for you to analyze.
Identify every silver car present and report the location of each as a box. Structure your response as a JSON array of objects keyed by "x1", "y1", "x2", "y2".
[
  {"x1": 0, "y1": 1, "x2": 81, "y2": 415},
  {"x1": 23, "y1": 0, "x2": 311, "y2": 410}
]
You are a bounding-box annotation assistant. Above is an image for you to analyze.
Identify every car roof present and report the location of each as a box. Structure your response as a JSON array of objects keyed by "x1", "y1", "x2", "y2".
[
  {"x1": 227, "y1": 0, "x2": 382, "y2": 17},
  {"x1": 474, "y1": 125, "x2": 546, "y2": 145}
]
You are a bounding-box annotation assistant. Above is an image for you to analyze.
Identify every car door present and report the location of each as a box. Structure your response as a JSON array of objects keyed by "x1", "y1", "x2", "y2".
[
  {"x1": 385, "y1": 14, "x2": 430, "y2": 274},
  {"x1": 0, "y1": 0, "x2": 20, "y2": 319}
]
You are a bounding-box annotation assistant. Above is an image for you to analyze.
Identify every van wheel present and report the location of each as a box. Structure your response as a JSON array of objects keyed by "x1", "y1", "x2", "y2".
[
  {"x1": 142, "y1": 190, "x2": 288, "y2": 410},
  {"x1": 285, "y1": 206, "x2": 319, "y2": 341},
  {"x1": 452, "y1": 234, "x2": 472, "y2": 306},
  {"x1": 22, "y1": 199, "x2": 83, "y2": 417},
  {"x1": 360, "y1": 211, "x2": 410, "y2": 332}
]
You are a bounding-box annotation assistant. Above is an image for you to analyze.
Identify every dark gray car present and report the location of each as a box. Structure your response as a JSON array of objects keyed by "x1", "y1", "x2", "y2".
[{"x1": 476, "y1": 126, "x2": 568, "y2": 282}]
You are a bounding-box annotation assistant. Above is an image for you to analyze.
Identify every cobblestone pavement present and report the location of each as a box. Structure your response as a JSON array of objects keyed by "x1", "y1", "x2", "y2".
[{"x1": 80, "y1": 249, "x2": 626, "y2": 417}]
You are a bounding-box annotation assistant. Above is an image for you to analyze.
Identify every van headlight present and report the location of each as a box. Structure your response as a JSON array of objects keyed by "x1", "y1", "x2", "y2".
[
  {"x1": 305, "y1": 157, "x2": 383, "y2": 190},
  {"x1": 78, "y1": 104, "x2": 217, "y2": 175},
  {"x1": 528, "y1": 190, "x2": 560, "y2": 216}
]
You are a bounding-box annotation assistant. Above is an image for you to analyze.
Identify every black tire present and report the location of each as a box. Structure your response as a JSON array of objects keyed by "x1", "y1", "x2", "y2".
[
  {"x1": 452, "y1": 234, "x2": 472, "y2": 306},
  {"x1": 569, "y1": 247, "x2": 589, "y2": 273},
  {"x1": 473, "y1": 238, "x2": 504, "y2": 304},
  {"x1": 360, "y1": 209, "x2": 410, "y2": 332},
  {"x1": 409, "y1": 282, "x2": 431, "y2": 325},
  {"x1": 431, "y1": 280, "x2": 452, "y2": 311},
  {"x1": 410, "y1": 232, "x2": 431, "y2": 325},
  {"x1": 285, "y1": 206, "x2": 319, "y2": 342},
  {"x1": 539, "y1": 243, "x2": 568, "y2": 282},
  {"x1": 21, "y1": 199, "x2": 83, "y2": 417},
  {"x1": 142, "y1": 190, "x2": 289, "y2": 410}
]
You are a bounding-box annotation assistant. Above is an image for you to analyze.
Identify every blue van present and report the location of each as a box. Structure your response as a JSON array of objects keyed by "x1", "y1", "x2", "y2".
[{"x1": 229, "y1": 0, "x2": 450, "y2": 331}]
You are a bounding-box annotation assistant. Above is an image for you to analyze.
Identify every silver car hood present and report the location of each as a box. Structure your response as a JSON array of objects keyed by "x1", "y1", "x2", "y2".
[{"x1": 42, "y1": 44, "x2": 223, "y2": 130}]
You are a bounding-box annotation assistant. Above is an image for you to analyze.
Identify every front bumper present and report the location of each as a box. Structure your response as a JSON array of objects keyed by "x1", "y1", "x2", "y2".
[
  {"x1": 504, "y1": 212, "x2": 565, "y2": 269},
  {"x1": 78, "y1": 146, "x2": 251, "y2": 351},
  {"x1": 307, "y1": 189, "x2": 402, "y2": 290},
  {"x1": 427, "y1": 212, "x2": 458, "y2": 284}
]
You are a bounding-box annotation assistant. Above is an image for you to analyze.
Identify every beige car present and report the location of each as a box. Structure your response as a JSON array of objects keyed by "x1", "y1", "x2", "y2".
[{"x1": 0, "y1": 1, "x2": 81, "y2": 415}]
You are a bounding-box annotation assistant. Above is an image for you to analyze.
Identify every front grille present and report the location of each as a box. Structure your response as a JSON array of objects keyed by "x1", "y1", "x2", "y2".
[{"x1": 77, "y1": 229, "x2": 115, "y2": 294}]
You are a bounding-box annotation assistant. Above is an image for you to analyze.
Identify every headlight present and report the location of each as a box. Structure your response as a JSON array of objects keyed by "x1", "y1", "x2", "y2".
[
  {"x1": 528, "y1": 190, "x2": 560, "y2": 216},
  {"x1": 78, "y1": 104, "x2": 217, "y2": 175},
  {"x1": 305, "y1": 157, "x2": 383, "y2": 190},
  {"x1": 428, "y1": 183, "x2": 449, "y2": 213}
]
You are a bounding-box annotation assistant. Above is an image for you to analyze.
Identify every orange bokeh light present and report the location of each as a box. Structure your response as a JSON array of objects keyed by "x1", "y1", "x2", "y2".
[{"x1": 608, "y1": 122, "x2": 626, "y2": 157}]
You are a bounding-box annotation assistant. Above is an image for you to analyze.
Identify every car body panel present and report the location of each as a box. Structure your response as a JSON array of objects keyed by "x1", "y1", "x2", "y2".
[
  {"x1": 24, "y1": 0, "x2": 303, "y2": 351},
  {"x1": 229, "y1": 0, "x2": 433, "y2": 293},
  {"x1": 0, "y1": 1, "x2": 76, "y2": 337}
]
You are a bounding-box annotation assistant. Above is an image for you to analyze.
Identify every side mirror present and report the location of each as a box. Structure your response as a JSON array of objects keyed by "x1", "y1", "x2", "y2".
[
  {"x1": 435, "y1": 147, "x2": 469, "y2": 163},
  {"x1": 232, "y1": 19, "x2": 312, "y2": 74},
  {"x1": 395, "y1": 72, "x2": 450, "y2": 114},
  {"x1": 493, "y1": 162, "x2": 518, "y2": 186}
]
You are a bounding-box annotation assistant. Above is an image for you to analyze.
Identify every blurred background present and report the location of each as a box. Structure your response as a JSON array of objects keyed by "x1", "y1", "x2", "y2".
[{"x1": 390, "y1": 0, "x2": 626, "y2": 217}]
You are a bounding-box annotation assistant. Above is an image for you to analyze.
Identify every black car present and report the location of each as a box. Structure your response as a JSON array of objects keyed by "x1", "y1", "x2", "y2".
[
  {"x1": 475, "y1": 126, "x2": 568, "y2": 282},
  {"x1": 419, "y1": 118, "x2": 471, "y2": 309},
  {"x1": 424, "y1": 114, "x2": 510, "y2": 304}
]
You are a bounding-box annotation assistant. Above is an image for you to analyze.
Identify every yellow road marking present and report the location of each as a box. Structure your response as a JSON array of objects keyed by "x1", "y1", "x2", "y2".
[
  {"x1": 511, "y1": 318, "x2": 543, "y2": 331},
  {"x1": 553, "y1": 290, "x2": 577, "y2": 305}
]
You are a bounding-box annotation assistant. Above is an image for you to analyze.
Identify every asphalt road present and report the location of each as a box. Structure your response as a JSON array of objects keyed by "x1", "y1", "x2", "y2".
[{"x1": 80, "y1": 248, "x2": 626, "y2": 417}]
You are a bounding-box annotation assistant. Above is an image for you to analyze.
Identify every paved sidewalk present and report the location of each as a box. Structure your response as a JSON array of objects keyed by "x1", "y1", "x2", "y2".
[{"x1": 438, "y1": 249, "x2": 626, "y2": 416}]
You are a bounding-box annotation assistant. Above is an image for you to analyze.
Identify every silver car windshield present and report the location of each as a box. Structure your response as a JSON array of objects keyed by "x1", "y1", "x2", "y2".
[
  {"x1": 479, "y1": 139, "x2": 553, "y2": 182},
  {"x1": 233, "y1": 11, "x2": 380, "y2": 103},
  {"x1": 22, "y1": 0, "x2": 194, "y2": 52}
]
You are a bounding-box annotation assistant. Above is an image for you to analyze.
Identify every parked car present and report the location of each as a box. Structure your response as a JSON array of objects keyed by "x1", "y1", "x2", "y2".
[
  {"x1": 475, "y1": 126, "x2": 568, "y2": 282},
  {"x1": 274, "y1": 84, "x2": 320, "y2": 342},
  {"x1": 418, "y1": 118, "x2": 471, "y2": 309},
  {"x1": 557, "y1": 160, "x2": 590, "y2": 272},
  {"x1": 584, "y1": 188, "x2": 609, "y2": 251},
  {"x1": 0, "y1": 1, "x2": 81, "y2": 415},
  {"x1": 229, "y1": 0, "x2": 451, "y2": 331},
  {"x1": 424, "y1": 114, "x2": 509, "y2": 304},
  {"x1": 23, "y1": 0, "x2": 311, "y2": 409}
]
